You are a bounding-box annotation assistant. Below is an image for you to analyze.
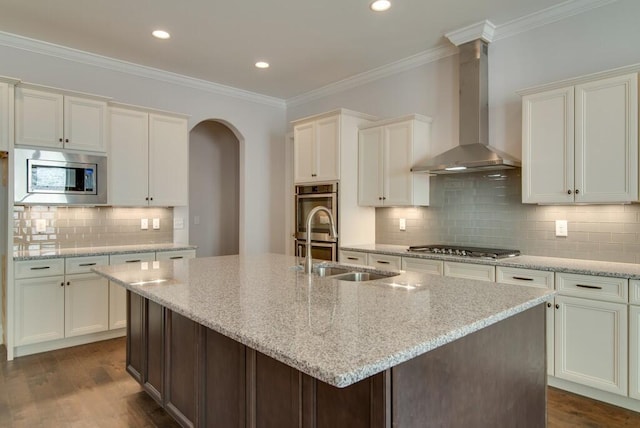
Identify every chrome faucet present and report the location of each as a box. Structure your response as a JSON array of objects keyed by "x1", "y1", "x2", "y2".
[{"x1": 304, "y1": 206, "x2": 338, "y2": 274}]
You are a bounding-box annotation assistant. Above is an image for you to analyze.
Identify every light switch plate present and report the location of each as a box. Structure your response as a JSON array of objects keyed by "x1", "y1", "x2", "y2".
[
  {"x1": 141, "y1": 218, "x2": 149, "y2": 230},
  {"x1": 399, "y1": 218, "x2": 406, "y2": 231},
  {"x1": 174, "y1": 218, "x2": 184, "y2": 229},
  {"x1": 152, "y1": 218, "x2": 160, "y2": 229},
  {"x1": 555, "y1": 220, "x2": 568, "y2": 237}
]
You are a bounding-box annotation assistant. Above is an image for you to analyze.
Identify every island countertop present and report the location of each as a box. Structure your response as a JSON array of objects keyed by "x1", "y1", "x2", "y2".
[{"x1": 92, "y1": 253, "x2": 553, "y2": 387}]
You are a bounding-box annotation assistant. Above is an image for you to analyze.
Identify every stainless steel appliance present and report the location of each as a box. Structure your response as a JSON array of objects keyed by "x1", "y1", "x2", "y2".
[
  {"x1": 14, "y1": 148, "x2": 107, "y2": 205},
  {"x1": 407, "y1": 244, "x2": 520, "y2": 259},
  {"x1": 294, "y1": 182, "x2": 338, "y2": 261}
]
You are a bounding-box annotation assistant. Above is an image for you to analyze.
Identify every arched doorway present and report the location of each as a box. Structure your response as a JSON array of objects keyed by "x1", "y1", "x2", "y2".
[{"x1": 189, "y1": 120, "x2": 240, "y2": 257}]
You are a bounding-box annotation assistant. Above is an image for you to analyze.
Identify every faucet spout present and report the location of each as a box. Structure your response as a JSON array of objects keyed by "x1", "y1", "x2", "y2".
[{"x1": 304, "y1": 206, "x2": 337, "y2": 274}]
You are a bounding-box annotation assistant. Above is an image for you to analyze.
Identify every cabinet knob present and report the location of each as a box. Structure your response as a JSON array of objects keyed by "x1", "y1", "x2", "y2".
[
  {"x1": 575, "y1": 189, "x2": 579, "y2": 195},
  {"x1": 311, "y1": 173, "x2": 317, "y2": 177},
  {"x1": 60, "y1": 282, "x2": 64, "y2": 287},
  {"x1": 378, "y1": 197, "x2": 382, "y2": 200},
  {"x1": 66, "y1": 281, "x2": 70, "y2": 286},
  {"x1": 547, "y1": 302, "x2": 552, "y2": 308},
  {"x1": 555, "y1": 304, "x2": 560, "y2": 309},
  {"x1": 59, "y1": 138, "x2": 63, "y2": 142},
  {"x1": 382, "y1": 197, "x2": 386, "y2": 200},
  {"x1": 150, "y1": 197, "x2": 153, "y2": 201},
  {"x1": 567, "y1": 189, "x2": 572, "y2": 195},
  {"x1": 65, "y1": 138, "x2": 69, "y2": 143},
  {"x1": 145, "y1": 197, "x2": 149, "y2": 201}
]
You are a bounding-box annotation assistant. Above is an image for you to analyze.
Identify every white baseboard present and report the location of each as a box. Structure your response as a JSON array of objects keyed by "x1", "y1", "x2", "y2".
[
  {"x1": 14, "y1": 329, "x2": 126, "y2": 358},
  {"x1": 548, "y1": 376, "x2": 640, "y2": 413}
]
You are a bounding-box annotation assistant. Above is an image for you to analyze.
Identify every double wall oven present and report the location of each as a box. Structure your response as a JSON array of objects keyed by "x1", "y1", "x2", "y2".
[{"x1": 294, "y1": 182, "x2": 338, "y2": 261}]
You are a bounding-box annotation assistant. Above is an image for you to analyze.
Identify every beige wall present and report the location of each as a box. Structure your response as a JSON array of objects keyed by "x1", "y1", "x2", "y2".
[{"x1": 13, "y1": 206, "x2": 173, "y2": 252}]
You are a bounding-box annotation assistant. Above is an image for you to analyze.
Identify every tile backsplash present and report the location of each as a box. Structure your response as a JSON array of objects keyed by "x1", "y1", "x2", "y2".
[
  {"x1": 376, "y1": 170, "x2": 640, "y2": 264},
  {"x1": 13, "y1": 206, "x2": 173, "y2": 252}
]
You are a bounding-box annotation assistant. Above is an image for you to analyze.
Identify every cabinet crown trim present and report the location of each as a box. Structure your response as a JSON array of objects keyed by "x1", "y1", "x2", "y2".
[
  {"x1": 359, "y1": 114, "x2": 433, "y2": 130},
  {"x1": 109, "y1": 101, "x2": 189, "y2": 118},
  {"x1": 291, "y1": 108, "x2": 378, "y2": 125},
  {"x1": 517, "y1": 66, "x2": 639, "y2": 96},
  {"x1": 17, "y1": 82, "x2": 112, "y2": 101}
]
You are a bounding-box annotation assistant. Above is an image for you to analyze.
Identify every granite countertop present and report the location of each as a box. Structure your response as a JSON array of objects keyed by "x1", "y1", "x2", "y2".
[
  {"x1": 13, "y1": 243, "x2": 197, "y2": 261},
  {"x1": 341, "y1": 244, "x2": 640, "y2": 280},
  {"x1": 92, "y1": 253, "x2": 552, "y2": 388}
]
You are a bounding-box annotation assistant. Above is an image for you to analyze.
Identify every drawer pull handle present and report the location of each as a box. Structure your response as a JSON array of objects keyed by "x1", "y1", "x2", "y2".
[
  {"x1": 125, "y1": 260, "x2": 142, "y2": 263},
  {"x1": 347, "y1": 257, "x2": 358, "y2": 260},
  {"x1": 376, "y1": 261, "x2": 391, "y2": 265},
  {"x1": 30, "y1": 266, "x2": 50, "y2": 270},
  {"x1": 170, "y1": 256, "x2": 183, "y2": 260},
  {"x1": 575, "y1": 284, "x2": 602, "y2": 290},
  {"x1": 512, "y1": 276, "x2": 534, "y2": 281},
  {"x1": 79, "y1": 263, "x2": 97, "y2": 267}
]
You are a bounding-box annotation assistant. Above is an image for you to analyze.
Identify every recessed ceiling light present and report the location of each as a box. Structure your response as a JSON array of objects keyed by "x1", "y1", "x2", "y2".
[
  {"x1": 255, "y1": 61, "x2": 270, "y2": 69},
  {"x1": 152, "y1": 30, "x2": 171, "y2": 40},
  {"x1": 370, "y1": 0, "x2": 391, "y2": 12}
]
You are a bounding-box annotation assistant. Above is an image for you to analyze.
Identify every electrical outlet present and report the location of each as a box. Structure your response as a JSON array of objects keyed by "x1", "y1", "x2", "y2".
[
  {"x1": 141, "y1": 218, "x2": 149, "y2": 230},
  {"x1": 399, "y1": 218, "x2": 406, "y2": 231},
  {"x1": 555, "y1": 220, "x2": 568, "y2": 237},
  {"x1": 152, "y1": 218, "x2": 160, "y2": 229},
  {"x1": 35, "y1": 219, "x2": 47, "y2": 233}
]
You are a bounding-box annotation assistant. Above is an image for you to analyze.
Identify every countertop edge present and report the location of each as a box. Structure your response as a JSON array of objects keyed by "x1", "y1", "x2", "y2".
[{"x1": 14, "y1": 243, "x2": 197, "y2": 261}]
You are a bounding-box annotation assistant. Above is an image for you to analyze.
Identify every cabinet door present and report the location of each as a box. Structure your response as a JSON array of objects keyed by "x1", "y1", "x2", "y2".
[
  {"x1": 554, "y1": 295, "x2": 627, "y2": 396},
  {"x1": 63, "y1": 96, "x2": 107, "y2": 152},
  {"x1": 65, "y1": 273, "x2": 109, "y2": 337},
  {"x1": 108, "y1": 107, "x2": 150, "y2": 205},
  {"x1": 294, "y1": 122, "x2": 315, "y2": 183},
  {"x1": 522, "y1": 86, "x2": 574, "y2": 203},
  {"x1": 314, "y1": 115, "x2": 340, "y2": 182},
  {"x1": 0, "y1": 82, "x2": 9, "y2": 151},
  {"x1": 630, "y1": 305, "x2": 640, "y2": 399},
  {"x1": 546, "y1": 299, "x2": 555, "y2": 376},
  {"x1": 109, "y1": 283, "x2": 127, "y2": 330},
  {"x1": 149, "y1": 114, "x2": 188, "y2": 206},
  {"x1": 15, "y1": 87, "x2": 64, "y2": 148},
  {"x1": 127, "y1": 291, "x2": 144, "y2": 383},
  {"x1": 15, "y1": 276, "x2": 65, "y2": 345},
  {"x1": 575, "y1": 73, "x2": 638, "y2": 203},
  {"x1": 358, "y1": 127, "x2": 384, "y2": 206},
  {"x1": 384, "y1": 121, "x2": 413, "y2": 206}
]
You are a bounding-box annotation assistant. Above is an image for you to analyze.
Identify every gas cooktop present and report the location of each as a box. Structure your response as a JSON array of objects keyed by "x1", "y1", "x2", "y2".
[{"x1": 407, "y1": 245, "x2": 520, "y2": 259}]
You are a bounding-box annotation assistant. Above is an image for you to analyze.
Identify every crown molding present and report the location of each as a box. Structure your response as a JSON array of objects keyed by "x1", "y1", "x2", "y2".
[
  {"x1": 286, "y1": 44, "x2": 457, "y2": 108},
  {"x1": 494, "y1": 0, "x2": 619, "y2": 41},
  {"x1": 0, "y1": 31, "x2": 286, "y2": 109},
  {"x1": 445, "y1": 20, "x2": 496, "y2": 46}
]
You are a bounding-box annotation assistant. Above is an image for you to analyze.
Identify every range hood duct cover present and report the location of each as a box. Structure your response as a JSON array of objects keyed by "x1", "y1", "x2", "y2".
[{"x1": 411, "y1": 39, "x2": 520, "y2": 174}]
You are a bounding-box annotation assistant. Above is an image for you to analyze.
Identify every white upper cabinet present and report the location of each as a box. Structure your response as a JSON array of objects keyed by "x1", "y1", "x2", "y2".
[
  {"x1": 294, "y1": 114, "x2": 340, "y2": 183},
  {"x1": 358, "y1": 115, "x2": 431, "y2": 207},
  {"x1": 522, "y1": 72, "x2": 638, "y2": 203},
  {"x1": 109, "y1": 105, "x2": 188, "y2": 206},
  {"x1": 0, "y1": 77, "x2": 19, "y2": 151},
  {"x1": 15, "y1": 85, "x2": 108, "y2": 153}
]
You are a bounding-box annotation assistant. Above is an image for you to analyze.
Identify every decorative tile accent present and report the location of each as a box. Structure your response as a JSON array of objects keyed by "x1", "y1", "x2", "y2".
[{"x1": 376, "y1": 169, "x2": 640, "y2": 263}]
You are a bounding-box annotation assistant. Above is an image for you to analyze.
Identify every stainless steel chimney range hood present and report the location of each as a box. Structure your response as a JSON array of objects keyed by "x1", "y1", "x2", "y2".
[{"x1": 412, "y1": 23, "x2": 520, "y2": 175}]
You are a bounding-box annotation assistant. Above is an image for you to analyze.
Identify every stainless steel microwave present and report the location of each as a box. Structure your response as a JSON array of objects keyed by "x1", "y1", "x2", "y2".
[{"x1": 14, "y1": 148, "x2": 107, "y2": 205}]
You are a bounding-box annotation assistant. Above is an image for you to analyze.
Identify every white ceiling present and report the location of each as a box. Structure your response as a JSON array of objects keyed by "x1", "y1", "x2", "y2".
[{"x1": 0, "y1": 0, "x2": 591, "y2": 100}]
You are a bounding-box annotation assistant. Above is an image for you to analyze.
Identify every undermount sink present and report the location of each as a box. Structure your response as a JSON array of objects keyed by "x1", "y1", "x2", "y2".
[
  {"x1": 315, "y1": 266, "x2": 353, "y2": 277},
  {"x1": 332, "y1": 271, "x2": 399, "y2": 282}
]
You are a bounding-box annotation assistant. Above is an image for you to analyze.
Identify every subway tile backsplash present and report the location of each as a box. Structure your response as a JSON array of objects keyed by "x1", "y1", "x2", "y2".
[
  {"x1": 13, "y1": 206, "x2": 173, "y2": 252},
  {"x1": 376, "y1": 170, "x2": 640, "y2": 264}
]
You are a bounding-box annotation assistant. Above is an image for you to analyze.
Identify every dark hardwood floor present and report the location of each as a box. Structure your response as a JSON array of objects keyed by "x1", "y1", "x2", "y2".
[{"x1": 1, "y1": 338, "x2": 640, "y2": 427}]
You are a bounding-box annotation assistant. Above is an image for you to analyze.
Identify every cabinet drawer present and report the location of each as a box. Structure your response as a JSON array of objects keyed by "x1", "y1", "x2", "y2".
[
  {"x1": 340, "y1": 250, "x2": 368, "y2": 266},
  {"x1": 367, "y1": 253, "x2": 401, "y2": 271},
  {"x1": 15, "y1": 258, "x2": 65, "y2": 279},
  {"x1": 65, "y1": 255, "x2": 109, "y2": 274},
  {"x1": 401, "y1": 257, "x2": 443, "y2": 276},
  {"x1": 444, "y1": 262, "x2": 495, "y2": 282},
  {"x1": 110, "y1": 252, "x2": 156, "y2": 265},
  {"x1": 631, "y1": 280, "x2": 640, "y2": 305},
  {"x1": 496, "y1": 266, "x2": 554, "y2": 289},
  {"x1": 556, "y1": 272, "x2": 627, "y2": 303},
  {"x1": 156, "y1": 249, "x2": 196, "y2": 261}
]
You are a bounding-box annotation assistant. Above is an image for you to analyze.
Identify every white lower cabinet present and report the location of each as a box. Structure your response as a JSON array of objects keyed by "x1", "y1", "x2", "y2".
[
  {"x1": 401, "y1": 257, "x2": 443, "y2": 275},
  {"x1": 108, "y1": 252, "x2": 156, "y2": 330},
  {"x1": 444, "y1": 261, "x2": 495, "y2": 282},
  {"x1": 630, "y1": 280, "x2": 640, "y2": 400},
  {"x1": 64, "y1": 273, "x2": 109, "y2": 337},
  {"x1": 340, "y1": 250, "x2": 368, "y2": 266},
  {"x1": 554, "y1": 295, "x2": 627, "y2": 396},
  {"x1": 367, "y1": 253, "x2": 401, "y2": 271},
  {"x1": 15, "y1": 275, "x2": 65, "y2": 346}
]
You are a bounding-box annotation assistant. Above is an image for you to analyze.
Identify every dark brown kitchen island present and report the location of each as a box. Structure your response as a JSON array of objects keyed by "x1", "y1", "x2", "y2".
[{"x1": 93, "y1": 253, "x2": 552, "y2": 427}]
